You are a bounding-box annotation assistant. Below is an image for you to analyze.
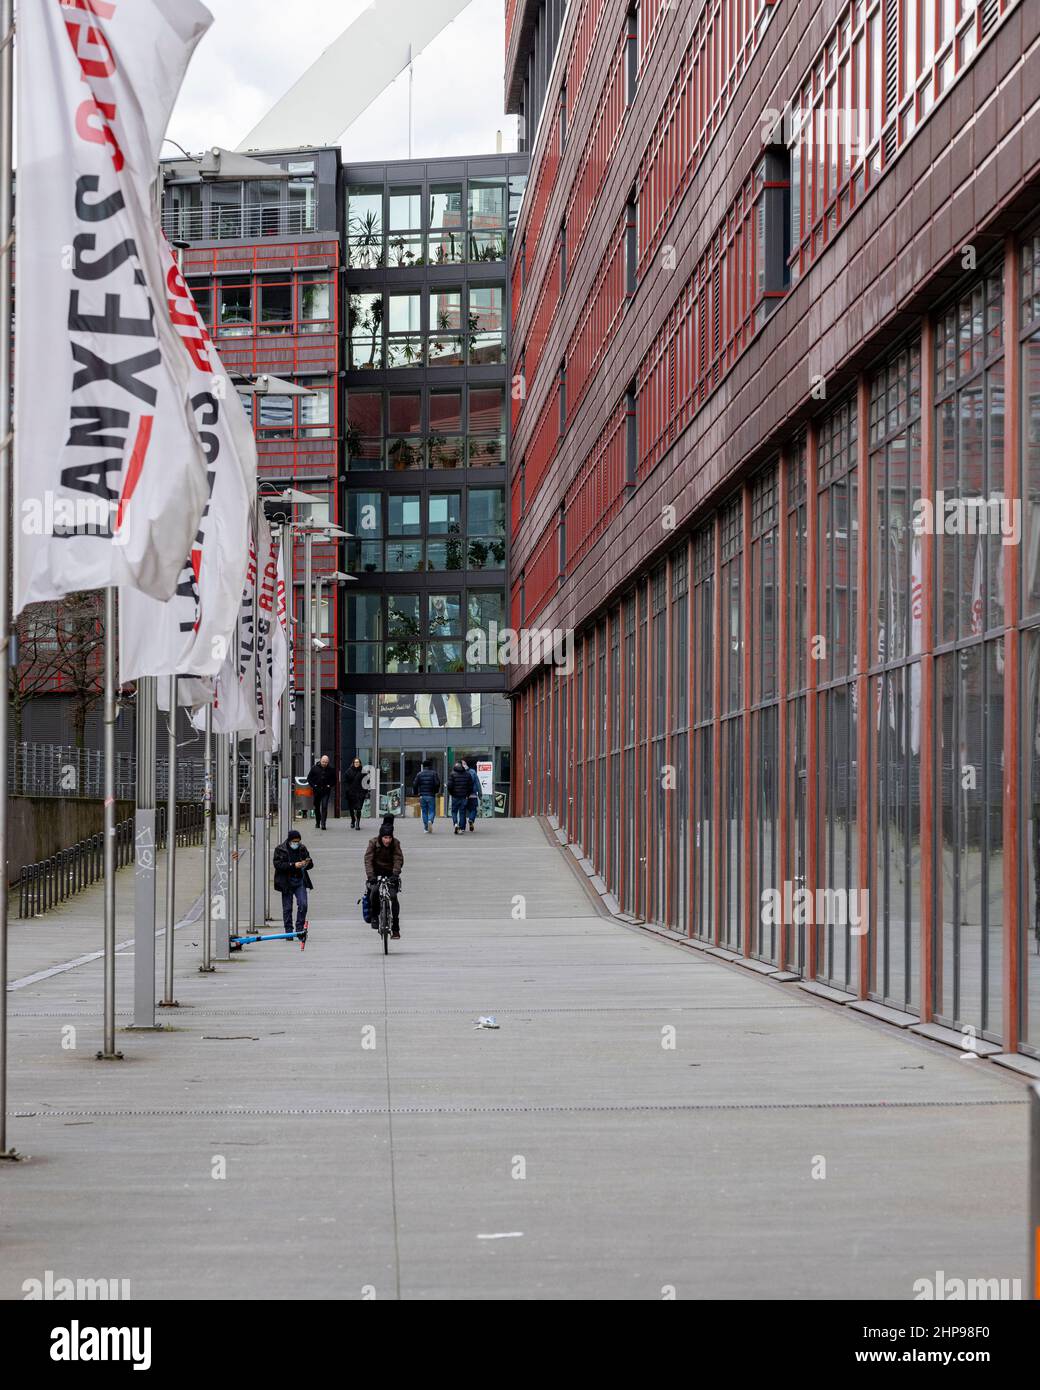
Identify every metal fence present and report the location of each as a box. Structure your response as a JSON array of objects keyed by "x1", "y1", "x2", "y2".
[
  {"x1": 161, "y1": 204, "x2": 315, "y2": 243},
  {"x1": 17, "y1": 802, "x2": 205, "y2": 920},
  {"x1": 8, "y1": 743, "x2": 209, "y2": 801}
]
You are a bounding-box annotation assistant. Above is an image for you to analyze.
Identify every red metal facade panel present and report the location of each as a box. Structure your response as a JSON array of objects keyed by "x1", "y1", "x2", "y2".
[
  {"x1": 563, "y1": 400, "x2": 626, "y2": 572},
  {"x1": 565, "y1": 213, "x2": 626, "y2": 426}
]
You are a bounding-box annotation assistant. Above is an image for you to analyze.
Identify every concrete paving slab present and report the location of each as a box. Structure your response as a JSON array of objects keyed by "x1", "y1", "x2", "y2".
[{"x1": 0, "y1": 814, "x2": 1030, "y2": 1300}]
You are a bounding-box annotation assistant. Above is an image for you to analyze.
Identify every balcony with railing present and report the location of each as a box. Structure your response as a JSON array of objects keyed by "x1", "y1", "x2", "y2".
[{"x1": 162, "y1": 203, "x2": 317, "y2": 244}]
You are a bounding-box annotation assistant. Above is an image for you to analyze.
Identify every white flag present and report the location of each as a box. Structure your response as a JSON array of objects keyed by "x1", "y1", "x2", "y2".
[
  {"x1": 118, "y1": 245, "x2": 257, "y2": 683},
  {"x1": 14, "y1": 0, "x2": 215, "y2": 613}
]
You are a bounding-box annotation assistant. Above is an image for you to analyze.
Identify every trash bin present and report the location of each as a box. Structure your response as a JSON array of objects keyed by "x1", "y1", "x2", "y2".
[{"x1": 294, "y1": 777, "x2": 313, "y2": 818}]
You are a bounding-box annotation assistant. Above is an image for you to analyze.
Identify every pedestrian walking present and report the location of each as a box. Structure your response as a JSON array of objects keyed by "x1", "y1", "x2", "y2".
[
  {"x1": 447, "y1": 761, "x2": 472, "y2": 835},
  {"x1": 343, "y1": 756, "x2": 367, "y2": 830},
  {"x1": 273, "y1": 828, "x2": 314, "y2": 941},
  {"x1": 306, "y1": 753, "x2": 337, "y2": 829},
  {"x1": 412, "y1": 759, "x2": 441, "y2": 833},
  {"x1": 464, "y1": 759, "x2": 481, "y2": 832}
]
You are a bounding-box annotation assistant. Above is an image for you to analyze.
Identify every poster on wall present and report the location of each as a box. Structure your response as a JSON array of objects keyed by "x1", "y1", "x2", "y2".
[
  {"x1": 476, "y1": 760, "x2": 494, "y2": 795},
  {"x1": 363, "y1": 693, "x2": 481, "y2": 729}
]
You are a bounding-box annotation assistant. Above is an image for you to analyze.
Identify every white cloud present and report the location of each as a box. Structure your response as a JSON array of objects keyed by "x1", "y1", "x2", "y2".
[{"x1": 171, "y1": 0, "x2": 518, "y2": 160}]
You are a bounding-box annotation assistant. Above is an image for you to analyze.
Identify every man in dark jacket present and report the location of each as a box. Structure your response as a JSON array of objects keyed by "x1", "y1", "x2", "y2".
[
  {"x1": 412, "y1": 759, "x2": 441, "y2": 833},
  {"x1": 306, "y1": 754, "x2": 336, "y2": 829},
  {"x1": 273, "y1": 829, "x2": 314, "y2": 939},
  {"x1": 447, "y1": 761, "x2": 472, "y2": 835},
  {"x1": 365, "y1": 816, "x2": 404, "y2": 937}
]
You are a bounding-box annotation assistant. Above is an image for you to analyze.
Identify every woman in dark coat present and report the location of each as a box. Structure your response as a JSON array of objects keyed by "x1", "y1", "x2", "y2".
[{"x1": 343, "y1": 757, "x2": 367, "y2": 830}]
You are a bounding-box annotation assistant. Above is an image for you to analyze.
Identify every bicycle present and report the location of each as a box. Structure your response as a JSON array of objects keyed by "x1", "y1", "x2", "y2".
[{"x1": 373, "y1": 874, "x2": 399, "y2": 954}]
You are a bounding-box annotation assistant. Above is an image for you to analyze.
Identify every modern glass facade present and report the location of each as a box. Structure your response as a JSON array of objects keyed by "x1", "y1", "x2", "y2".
[
  {"x1": 506, "y1": 0, "x2": 1040, "y2": 1062},
  {"x1": 342, "y1": 155, "x2": 528, "y2": 816}
]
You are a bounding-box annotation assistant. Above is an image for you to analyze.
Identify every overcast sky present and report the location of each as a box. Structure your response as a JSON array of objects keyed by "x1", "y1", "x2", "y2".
[{"x1": 170, "y1": 0, "x2": 518, "y2": 161}]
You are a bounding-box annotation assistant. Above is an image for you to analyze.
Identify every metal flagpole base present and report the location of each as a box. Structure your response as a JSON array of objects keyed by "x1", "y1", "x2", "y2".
[
  {"x1": 0, "y1": 1148, "x2": 22, "y2": 1161},
  {"x1": 95, "y1": 1050, "x2": 125, "y2": 1061},
  {"x1": 157, "y1": 1001, "x2": 180, "y2": 1009}
]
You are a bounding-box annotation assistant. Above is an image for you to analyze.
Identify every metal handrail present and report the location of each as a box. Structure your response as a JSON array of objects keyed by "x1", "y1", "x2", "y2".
[
  {"x1": 161, "y1": 204, "x2": 316, "y2": 243},
  {"x1": 17, "y1": 802, "x2": 205, "y2": 919}
]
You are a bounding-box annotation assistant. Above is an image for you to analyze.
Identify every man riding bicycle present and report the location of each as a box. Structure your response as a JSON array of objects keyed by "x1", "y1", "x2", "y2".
[{"x1": 365, "y1": 816, "x2": 404, "y2": 938}]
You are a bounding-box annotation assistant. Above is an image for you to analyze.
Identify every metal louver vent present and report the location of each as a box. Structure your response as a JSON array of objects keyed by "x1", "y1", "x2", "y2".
[
  {"x1": 981, "y1": 0, "x2": 999, "y2": 36},
  {"x1": 884, "y1": 0, "x2": 898, "y2": 118}
]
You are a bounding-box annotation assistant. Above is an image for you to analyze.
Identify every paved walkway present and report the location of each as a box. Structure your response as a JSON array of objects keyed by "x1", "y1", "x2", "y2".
[{"x1": 1, "y1": 812, "x2": 1030, "y2": 1300}]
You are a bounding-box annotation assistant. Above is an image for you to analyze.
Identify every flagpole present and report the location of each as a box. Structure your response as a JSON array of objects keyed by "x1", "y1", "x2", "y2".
[
  {"x1": 132, "y1": 676, "x2": 158, "y2": 1028},
  {"x1": 161, "y1": 675, "x2": 179, "y2": 1007},
  {"x1": 213, "y1": 728, "x2": 230, "y2": 962},
  {"x1": 98, "y1": 587, "x2": 123, "y2": 1059},
  {"x1": 0, "y1": 0, "x2": 18, "y2": 1157},
  {"x1": 200, "y1": 704, "x2": 214, "y2": 971},
  {"x1": 230, "y1": 728, "x2": 240, "y2": 939}
]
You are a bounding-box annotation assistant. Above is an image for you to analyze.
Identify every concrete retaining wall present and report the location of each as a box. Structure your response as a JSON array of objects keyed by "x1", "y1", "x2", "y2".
[{"x1": 8, "y1": 796, "x2": 136, "y2": 887}]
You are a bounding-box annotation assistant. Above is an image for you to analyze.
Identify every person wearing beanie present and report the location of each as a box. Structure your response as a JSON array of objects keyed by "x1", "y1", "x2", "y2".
[
  {"x1": 447, "y1": 761, "x2": 472, "y2": 835},
  {"x1": 364, "y1": 816, "x2": 404, "y2": 937}
]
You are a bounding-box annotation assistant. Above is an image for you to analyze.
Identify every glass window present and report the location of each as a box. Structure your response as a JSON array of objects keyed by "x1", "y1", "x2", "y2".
[
  {"x1": 429, "y1": 492, "x2": 462, "y2": 534},
  {"x1": 428, "y1": 183, "x2": 464, "y2": 264},
  {"x1": 388, "y1": 185, "x2": 423, "y2": 267},
  {"x1": 218, "y1": 278, "x2": 251, "y2": 335},
  {"x1": 508, "y1": 174, "x2": 529, "y2": 235},
  {"x1": 299, "y1": 379, "x2": 331, "y2": 436},
  {"x1": 468, "y1": 178, "x2": 506, "y2": 261},
  {"x1": 346, "y1": 391, "x2": 383, "y2": 470},
  {"x1": 386, "y1": 390, "x2": 423, "y2": 470},
  {"x1": 430, "y1": 390, "x2": 464, "y2": 469},
  {"x1": 347, "y1": 490, "x2": 382, "y2": 538},
  {"x1": 385, "y1": 540, "x2": 423, "y2": 572},
  {"x1": 347, "y1": 184, "x2": 384, "y2": 268},
  {"x1": 428, "y1": 593, "x2": 463, "y2": 635},
  {"x1": 257, "y1": 394, "x2": 292, "y2": 437},
  {"x1": 211, "y1": 181, "x2": 243, "y2": 238},
  {"x1": 287, "y1": 176, "x2": 315, "y2": 233},
  {"x1": 299, "y1": 272, "x2": 332, "y2": 331},
  {"x1": 348, "y1": 291, "x2": 383, "y2": 370},
  {"x1": 468, "y1": 286, "x2": 503, "y2": 364},
  {"x1": 429, "y1": 289, "x2": 464, "y2": 365},
  {"x1": 387, "y1": 594, "x2": 421, "y2": 672},
  {"x1": 387, "y1": 494, "x2": 421, "y2": 536},
  {"x1": 468, "y1": 386, "x2": 505, "y2": 466},
  {"x1": 387, "y1": 291, "x2": 422, "y2": 368},
  {"x1": 187, "y1": 280, "x2": 212, "y2": 326},
  {"x1": 257, "y1": 278, "x2": 292, "y2": 331},
  {"x1": 467, "y1": 488, "x2": 505, "y2": 536},
  {"x1": 346, "y1": 593, "x2": 381, "y2": 641},
  {"x1": 467, "y1": 590, "x2": 505, "y2": 670}
]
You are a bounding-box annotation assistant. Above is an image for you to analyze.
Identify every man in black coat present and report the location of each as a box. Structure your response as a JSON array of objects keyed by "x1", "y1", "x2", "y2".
[
  {"x1": 306, "y1": 754, "x2": 336, "y2": 829},
  {"x1": 273, "y1": 828, "x2": 314, "y2": 939},
  {"x1": 447, "y1": 761, "x2": 472, "y2": 835},
  {"x1": 411, "y1": 759, "x2": 441, "y2": 833}
]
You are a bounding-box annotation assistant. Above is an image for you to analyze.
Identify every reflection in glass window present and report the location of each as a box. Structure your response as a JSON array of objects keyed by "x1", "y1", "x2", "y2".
[
  {"x1": 387, "y1": 594, "x2": 422, "y2": 673},
  {"x1": 387, "y1": 494, "x2": 422, "y2": 536},
  {"x1": 430, "y1": 390, "x2": 464, "y2": 468},
  {"x1": 387, "y1": 292, "x2": 422, "y2": 368},
  {"x1": 429, "y1": 288, "x2": 464, "y2": 365},
  {"x1": 299, "y1": 272, "x2": 332, "y2": 331},
  {"x1": 468, "y1": 488, "x2": 505, "y2": 536},
  {"x1": 346, "y1": 391, "x2": 383, "y2": 469},
  {"x1": 468, "y1": 386, "x2": 505, "y2": 466},
  {"x1": 346, "y1": 593, "x2": 382, "y2": 641},
  {"x1": 258, "y1": 394, "x2": 292, "y2": 437},
  {"x1": 388, "y1": 185, "x2": 423, "y2": 267},
  {"x1": 429, "y1": 593, "x2": 462, "y2": 635},
  {"x1": 468, "y1": 179, "x2": 506, "y2": 261},
  {"x1": 347, "y1": 185, "x2": 384, "y2": 267},
  {"x1": 429, "y1": 184, "x2": 464, "y2": 263},
  {"x1": 429, "y1": 492, "x2": 462, "y2": 535},
  {"x1": 299, "y1": 379, "x2": 331, "y2": 436},
  {"x1": 468, "y1": 286, "x2": 504, "y2": 364},
  {"x1": 348, "y1": 291, "x2": 383, "y2": 369}
]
